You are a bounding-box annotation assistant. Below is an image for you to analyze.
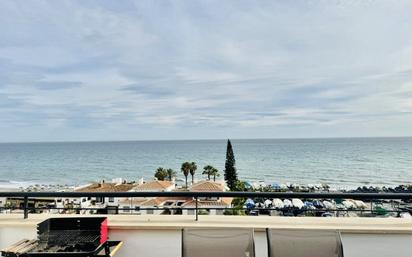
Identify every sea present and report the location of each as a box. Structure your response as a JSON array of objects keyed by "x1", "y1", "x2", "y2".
[{"x1": 0, "y1": 138, "x2": 411, "y2": 190}]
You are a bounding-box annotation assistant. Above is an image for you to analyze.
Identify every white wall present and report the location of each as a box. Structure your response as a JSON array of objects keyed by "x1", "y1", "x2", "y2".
[
  {"x1": 0, "y1": 226, "x2": 37, "y2": 249},
  {"x1": 2, "y1": 224, "x2": 411, "y2": 257},
  {"x1": 108, "y1": 229, "x2": 268, "y2": 257},
  {"x1": 0, "y1": 225, "x2": 268, "y2": 257},
  {"x1": 341, "y1": 233, "x2": 412, "y2": 257},
  {"x1": 109, "y1": 229, "x2": 182, "y2": 257}
]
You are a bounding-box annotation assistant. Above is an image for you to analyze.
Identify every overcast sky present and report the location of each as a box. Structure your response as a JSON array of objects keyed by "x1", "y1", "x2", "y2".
[{"x1": 1, "y1": 0, "x2": 412, "y2": 142}]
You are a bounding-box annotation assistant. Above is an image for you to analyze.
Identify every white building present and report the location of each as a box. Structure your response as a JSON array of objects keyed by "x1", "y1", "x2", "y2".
[
  {"x1": 132, "y1": 180, "x2": 175, "y2": 192},
  {"x1": 59, "y1": 180, "x2": 136, "y2": 214},
  {"x1": 0, "y1": 197, "x2": 6, "y2": 209},
  {"x1": 119, "y1": 180, "x2": 178, "y2": 215},
  {"x1": 182, "y1": 181, "x2": 233, "y2": 215}
]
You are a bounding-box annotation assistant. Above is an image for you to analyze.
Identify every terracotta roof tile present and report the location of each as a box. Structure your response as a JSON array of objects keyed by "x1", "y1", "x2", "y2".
[
  {"x1": 182, "y1": 199, "x2": 231, "y2": 207},
  {"x1": 75, "y1": 183, "x2": 135, "y2": 192},
  {"x1": 118, "y1": 198, "x2": 148, "y2": 205},
  {"x1": 140, "y1": 198, "x2": 164, "y2": 206},
  {"x1": 133, "y1": 181, "x2": 174, "y2": 191},
  {"x1": 190, "y1": 181, "x2": 225, "y2": 192}
]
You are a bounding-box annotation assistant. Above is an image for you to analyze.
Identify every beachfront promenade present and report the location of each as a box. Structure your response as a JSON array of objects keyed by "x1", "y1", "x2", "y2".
[{"x1": 1, "y1": 214, "x2": 412, "y2": 257}]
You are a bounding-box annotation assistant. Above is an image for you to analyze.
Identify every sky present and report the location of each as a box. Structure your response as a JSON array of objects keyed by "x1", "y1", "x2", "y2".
[{"x1": 1, "y1": 0, "x2": 412, "y2": 142}]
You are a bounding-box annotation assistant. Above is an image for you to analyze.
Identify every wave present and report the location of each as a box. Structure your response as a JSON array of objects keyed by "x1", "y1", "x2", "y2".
[{"x1": 0, "y1": 180, "x2": 36, "y2": 189}]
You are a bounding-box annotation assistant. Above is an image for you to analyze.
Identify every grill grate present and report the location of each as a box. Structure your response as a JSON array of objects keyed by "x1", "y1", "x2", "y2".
[{"x1": 38, "y1": 230, "x2": 100, "y2": 246}]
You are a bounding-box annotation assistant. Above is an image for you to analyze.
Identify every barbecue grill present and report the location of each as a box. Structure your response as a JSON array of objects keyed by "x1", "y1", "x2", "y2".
[{"x1": 1, "y1": 217, "x2": 122, "y2": 257}]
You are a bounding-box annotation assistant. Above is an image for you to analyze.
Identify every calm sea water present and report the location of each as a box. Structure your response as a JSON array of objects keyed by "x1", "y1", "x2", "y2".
[{"x1": 0, "y1": 138, "x2": 411, "y2": 189}]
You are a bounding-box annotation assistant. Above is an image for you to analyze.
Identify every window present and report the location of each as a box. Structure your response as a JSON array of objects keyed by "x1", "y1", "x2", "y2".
[
  {"x1": 123, "y1": 206, "x2": 130, "y2": 213},
  {"x1": 109, "y1": 197, "x2": 115, "y2": 203},
  {"x1": 147, "y1": 209, "x2": 154, "y2": 214}
]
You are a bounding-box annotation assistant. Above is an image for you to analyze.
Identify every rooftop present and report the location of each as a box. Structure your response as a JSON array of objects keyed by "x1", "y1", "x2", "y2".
[
  {"x1": 182, "y1": 199, "x2": 232, "y2": 207},
  {"x1": 133, "y1": 181, "x2": 174, "y2": 191},
  {"x1": 190, "y1": 181, "x2": 225, "y2": 192},
  {"x1": 75, "y1": 183, "x2": 135, "y2": 193}
]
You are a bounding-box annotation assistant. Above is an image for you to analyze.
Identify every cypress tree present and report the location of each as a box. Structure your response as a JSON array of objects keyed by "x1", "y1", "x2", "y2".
[{"x1": 224, "y1": 139, "x2": 238, "y2": 190}]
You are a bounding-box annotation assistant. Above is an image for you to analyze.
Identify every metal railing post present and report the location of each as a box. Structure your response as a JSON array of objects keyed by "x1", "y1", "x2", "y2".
[
  {"x1": 370, "y1": 200, "x2": 373, "y2": 215},
  {"x1": 23, "y1": 196, "x2": 28, "y2": 219},
  {"x1": 195, "y1": 196, "x2": 198, "y2": 221}
]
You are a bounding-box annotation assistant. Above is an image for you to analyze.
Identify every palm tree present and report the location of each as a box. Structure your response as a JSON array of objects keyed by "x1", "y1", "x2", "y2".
[
  {"x1": 189, "y1": 162, "x2": 197, "y2": 185},
  {"x1": 166, "y1": 168, "x2": 176, "y2": 181},
  {"x1": 154, "y1": 167, "x2": 168, "y2": 181},
  {"x1": 181, "y1": 162, "x2": 191, "y2": 188},
  {"x1": 211, "y1": 167, "x2": 219, "y2": 182},
  {"x1": 203, "y1": 165, "x2": 214, "y2": 180}
]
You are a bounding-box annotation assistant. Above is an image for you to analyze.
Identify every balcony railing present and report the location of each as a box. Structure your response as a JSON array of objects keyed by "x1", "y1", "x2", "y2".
[{"x1": 1, "y1": 191, "x2": 411, "y2": 220}]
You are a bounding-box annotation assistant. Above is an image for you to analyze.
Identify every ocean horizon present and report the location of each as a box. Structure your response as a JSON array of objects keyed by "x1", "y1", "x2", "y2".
[{"x1": 0, "y1": 137, "x2": 411, "y2": 190}]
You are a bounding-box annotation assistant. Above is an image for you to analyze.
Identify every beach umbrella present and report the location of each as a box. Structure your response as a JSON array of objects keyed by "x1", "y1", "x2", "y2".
[
  {"x1": 374, "y1": 205, "x2": 388, "y2": 216},
  {"x1": 353, "y1": 200, "x2": 367, "y2": 209},
  {"x1": 304, "y1": 201, "x2": 315, "y2": 210},
  {"x1": 323, "y1": 200, "x2": 335, "y2": 210},
  {"x1": 271, "y1": 183, "x2": 281, "y2": 189},
  {"x1": 283, "y1": 199, "x2": 293, "y2": 208},
  {"x1": 400, "y1": 212, "x2": 412, "y2": 218},
  {"x1": 264, "y1": 199, "x2": 272, "y2": 208},
  {"x1": 244, "y1": 181, "x2": 253, "y2": 189},
  {"x1": 245, "y1": 198, "x2": 255, "y2": 209},
  {"x1": 312, "y1": 200, "x2": 324, "y2": 209},
  {"x1": 272, "y1": 198, "x2": 284, "y2": 209},
  {"x1": 292, "y1": 199, "x2": 304, "y2": 209},
  {"x1": 342, "y1": 200, "x2": 356, "y2": 209}
]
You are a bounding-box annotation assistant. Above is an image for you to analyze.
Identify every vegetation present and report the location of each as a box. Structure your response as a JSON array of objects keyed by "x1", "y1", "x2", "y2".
[
  {"x1": 233, "y1": 180, "x2": 248, "y2": 191},
  {"x1": 166, "y1": 168, "x2": 176, "y2": 181},
  {"x1": 154, "y1": 167, "x2": 168, "y2": 181},
  {"x1": 189, "y1": 161, "x2": 197, "y2": 184},
  {"x1": 224, "y1": 139, "x2": 238, "y2": 190},
  {"x1": 181, "y1": 162, "x2": 191, "y2": 188},
  {"x1": 202, "y1": 165, "x2": 219, "y2": 181},
  {"x1": 224, "y1": 198, "x2": 246, "y2": 215}
]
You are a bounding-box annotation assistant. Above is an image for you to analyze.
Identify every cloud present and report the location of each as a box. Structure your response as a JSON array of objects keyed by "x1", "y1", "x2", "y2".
[
  {"x1": 0, "y1": 0, "x2": 412, "y2": 141},
  {"x1": 33, "y1": 81, "x2": 82, "y2": 90},
  {"x1": 121, "y1": 83, "x2": 174, "y2": 97}
]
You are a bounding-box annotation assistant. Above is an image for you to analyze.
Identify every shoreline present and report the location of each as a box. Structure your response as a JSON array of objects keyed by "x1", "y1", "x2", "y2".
[{"x1": 1, "y1": 180, "x2": 411, "y2": 193}]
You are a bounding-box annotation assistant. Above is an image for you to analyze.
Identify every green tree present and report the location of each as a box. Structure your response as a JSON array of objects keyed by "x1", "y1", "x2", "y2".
[
  {"x1": 189, "y1": 162, "x2": 197, "y2": 184},
  {"x1": 166, "y1": 168, "x2": 176, "y2": 181},
  {"x1": 224, "y1": 139, "x2": 238, "y2": 190},
  {"x1": 211, "y1": 168, "x2": 219, "y2": 182},
  {"x1": 203, "y1": 165, "x2": 213, "y2": 180},
  {"x1": 181, "y1": 162, "x2": 191, "y2": 188},
  {"x1": 203, "y1": 165, "x2": 219, "y2": 181},
  {"x1": 154, "y1": 167, "x2": 168, "y2": 181},
  {"x1": 234, "y1": 180, "x2": 246, "y2": 191}
]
